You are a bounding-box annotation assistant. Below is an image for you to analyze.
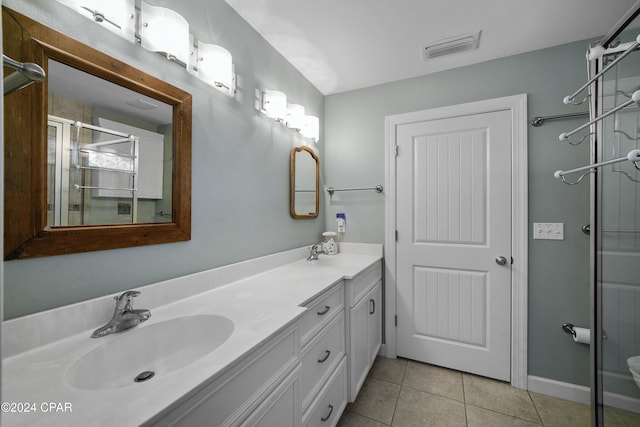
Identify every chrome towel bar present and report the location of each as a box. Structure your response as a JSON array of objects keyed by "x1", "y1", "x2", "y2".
[
  {"x1": 326, "y1": 185, "x2": 383, "y2": 196},
  {"x1": 559, "y1": 91, "x2": 640, "y2": 143},
  {"x1": 3, "y1": 54, "x2": 45, "y2": 95},
  {"x1": 529, "y1": 111, "x2": 589, "y2": 127},
  {"x1": 554, "y1": 149, "x2": 640, "y2": 185},
  {"x1": 563, "y1": 35, "x2": 640, "y2": 105}
]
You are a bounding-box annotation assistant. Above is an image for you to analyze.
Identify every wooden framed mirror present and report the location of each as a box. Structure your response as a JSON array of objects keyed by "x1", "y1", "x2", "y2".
[
  {"x1": 3, "y1": 7, "x2": 192, "y2": 259},
  {"x1": 290, "y1": 146, "x2": 319, "y2": 219}
]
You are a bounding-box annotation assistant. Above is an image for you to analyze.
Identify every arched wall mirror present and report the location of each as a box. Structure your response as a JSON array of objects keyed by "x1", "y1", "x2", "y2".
[
  {"x1": 290, "y1": 146, "x2": 319, "y2": 219},
  {"x1": 3, "y1": 7, "x2": 192, "y2": 259}
]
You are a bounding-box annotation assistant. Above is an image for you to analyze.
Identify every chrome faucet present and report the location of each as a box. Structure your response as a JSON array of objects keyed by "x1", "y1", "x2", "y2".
[
  {"x1": 91, "y1": 290, "x2": 151, "y2": 338},
  {"x1": 306, "y1": 242, "x2": 327, "y2": 261}
]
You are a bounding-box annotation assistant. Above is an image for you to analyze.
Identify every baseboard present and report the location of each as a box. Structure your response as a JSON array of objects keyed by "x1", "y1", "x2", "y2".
[
  {"x1": 528, "y1": 375, "x2": 640, "y2": 413},
  {"x1": 527, "y1": 375, "x2": 591, "y2": 404},
  {"x1": 602, "y1": 391, "x2": 640, "y2": 414},
  {"x1": 378, "y1": 343, "x2": 386, "y2": 357}
]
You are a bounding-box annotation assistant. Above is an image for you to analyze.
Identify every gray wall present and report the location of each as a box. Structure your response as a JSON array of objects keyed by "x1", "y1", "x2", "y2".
[
  {"x1": 324, "y1": 42, "x2": 594, "y2": 386},
  {"x1": 3, "y1": 0, "x2": 601, "y2": 388},
  {"x1": 3, "y1": 0, "x2": 325, "y2": 318}
]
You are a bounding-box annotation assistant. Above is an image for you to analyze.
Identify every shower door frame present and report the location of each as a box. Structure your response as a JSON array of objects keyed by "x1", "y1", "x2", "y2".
[
  {"x1": 590, "y1": 2, "x2": 640, "y2": 425},
  {"x1": 590, "y1": 48, "x2": 604, "y2": 427}
]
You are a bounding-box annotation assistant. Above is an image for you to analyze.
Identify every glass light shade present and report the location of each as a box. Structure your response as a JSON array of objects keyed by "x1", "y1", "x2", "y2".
[
  {"x1": 140, "y1": 2, "x2": 190, "y2": 65},
  {"x1": 302, "y1": 115, "x2": 320, "y2": 142},
  {"x1": 263, "y1": 90, "x2": 287, "y2": 122},
  {"x1": 198, "y1": 42, "x2": 234, "y2": 95},
  {"x1": 286, "y1": 104, "x2": 305, "y2": 131},
  {"x1": 58, "y1": 0, "x2": 135, "y2": 40}
]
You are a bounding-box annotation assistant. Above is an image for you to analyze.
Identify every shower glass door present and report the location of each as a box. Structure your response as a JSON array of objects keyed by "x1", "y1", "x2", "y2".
[{"x1": 595, "y1": 14, "x2": 640, "y2": 425}]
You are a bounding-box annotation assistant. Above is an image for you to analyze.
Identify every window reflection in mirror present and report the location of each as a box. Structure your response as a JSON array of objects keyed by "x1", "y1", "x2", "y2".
[
  {"x1": 290, "y1": 146, "x2": 319, "y2": 219},
  {"x1": 47, "y1": 60, "x2": 173, "y2": 226}
]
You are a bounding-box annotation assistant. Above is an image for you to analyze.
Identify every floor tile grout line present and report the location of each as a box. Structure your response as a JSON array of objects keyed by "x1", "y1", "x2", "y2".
[
  {"x1": 343, "y1": 409, "x2": 392, "y2": 426},
  {"x1": 388, "y1": 359, "x2": 408, "y2": 427},
  {"x1": 348, "y1": 375, "x2": 402, "y2": 426},
  {"x1": 462, "y1": 372, "x2": 468, "y2": 404},
  {"x1": 399, "y1": 382, "x2": 466, "y2": 403},
  {"x1": 465, "y1": 402, "x2": 545, "y2": 425},
  {"x1": 462, "y1": 373, "x2": 469, "y2": 426},
  {"x1": 527, "y1": 390, "x2": 546, "y2": 426},
  {"x1": 389, "y1": 386, "x2": 402, "y2": 427}
]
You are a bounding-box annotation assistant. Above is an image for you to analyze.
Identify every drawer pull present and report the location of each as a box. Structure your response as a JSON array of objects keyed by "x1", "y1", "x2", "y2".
[
  {"x1": 317, "y1": 305, "x2": 330, "y2": 315},
  {"x1": 369, "y1": 299, "x2": 375, "y2": 315},
  {"x1": 321, "y1": 404, "x2": 334, "y2": 422},
  {"x1": 318, "y1": 350, "x2": 331, "y2": 363}
]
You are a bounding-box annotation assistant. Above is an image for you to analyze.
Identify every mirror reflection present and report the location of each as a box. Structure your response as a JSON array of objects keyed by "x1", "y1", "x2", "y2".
[
  {"x1": 3, "y1": 6, "x2": 192, "y2": 260},
  {"x1": 47, "y1": 60, "x2": 173, "y2": 226},
  {"x1": 290, "y1": 146, "x2": 319, "y2": 219}
]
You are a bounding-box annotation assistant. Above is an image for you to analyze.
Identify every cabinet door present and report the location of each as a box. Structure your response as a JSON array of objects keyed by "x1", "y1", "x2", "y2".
[
  {"x1": 241, "y1": 369, "x2": 300, "y2": 427},
  {"x1": 349, "y1": 288, "x2": 369, "y2": 400},
  {"x1": 367, "y1": 282, "x2": 382, "y2": 366},
  {"x1": 349, "y1": 282, "x2": 382, "y2": 401}
]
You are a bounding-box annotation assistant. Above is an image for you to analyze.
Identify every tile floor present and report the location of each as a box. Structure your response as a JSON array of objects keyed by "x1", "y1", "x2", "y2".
[{"x1": 337, "y1": 356, "x2": 640, "y2": 427}]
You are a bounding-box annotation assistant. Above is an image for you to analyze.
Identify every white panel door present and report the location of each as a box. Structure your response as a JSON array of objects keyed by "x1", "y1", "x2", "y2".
[{"x1": 396, "y1": 109, "x2": 512, "y2": 381}]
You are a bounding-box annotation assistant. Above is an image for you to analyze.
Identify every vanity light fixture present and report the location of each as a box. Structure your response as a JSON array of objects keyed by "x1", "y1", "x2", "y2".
[
  {"x1": 302, "y1": 115, "x2": 320, "y2": 143},
  {"x1": 196, "y1": 42, "x2": 236, "y2": 96},
  {"x1": 57, "y1": 0, "x2": 135, "y2": 40},
  {"x1": 140, "y1": 1, "x2": 190, "y2": 66},
  {"x1": 257, "y1": 89, "x2": 319, "y2": 142},
  {"x1": 56, "y1": 0, "x2": 239, "y2": 98},
  {"x1": 286, "y1": 104, "x2": 305, "y2": 131},
  {"x1": 261, "y1": 90, "x2": 288, "y2": 122}
]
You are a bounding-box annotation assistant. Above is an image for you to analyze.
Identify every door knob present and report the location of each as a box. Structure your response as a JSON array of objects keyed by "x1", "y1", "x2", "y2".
[{"x1": 496, "y1": 256, "x2": 508, "y2": 265}]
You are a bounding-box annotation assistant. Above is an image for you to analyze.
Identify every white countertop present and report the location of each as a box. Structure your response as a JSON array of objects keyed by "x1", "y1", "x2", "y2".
[{"x1": 1, "y1": 248, "x2": 382, "y2": 427}]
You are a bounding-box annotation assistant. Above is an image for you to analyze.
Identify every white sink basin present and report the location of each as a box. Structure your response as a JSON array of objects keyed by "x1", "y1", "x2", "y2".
[{"x1": 65, "y1": 314, "x2": 234, "y2": 390}]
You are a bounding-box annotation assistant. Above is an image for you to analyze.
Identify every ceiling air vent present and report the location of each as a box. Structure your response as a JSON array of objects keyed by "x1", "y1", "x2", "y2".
[
  {"x1": 126, "y1": 98, "x2": 161, "y2": 110},
  {"x1": 422, "y1": 30, "x2": 481, "y2": 60}
]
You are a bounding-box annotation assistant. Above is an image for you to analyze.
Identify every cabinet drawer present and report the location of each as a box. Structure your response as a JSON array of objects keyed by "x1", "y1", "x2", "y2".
[
  {"x1": 303, "y1": 357, "x2": 347, "y2": 427},
  {"x1": 300, "y1": 281, "x2": 344, "y2": 348},
  {"x1": 155, "y1": 325, "x2": 299, "y2": 427},
  {"x1": 301, "y1": 311, "x2": 345, "y2": 411},
  {"x1": 345, "y1": 261, "x2": 381, "y2": 307}
]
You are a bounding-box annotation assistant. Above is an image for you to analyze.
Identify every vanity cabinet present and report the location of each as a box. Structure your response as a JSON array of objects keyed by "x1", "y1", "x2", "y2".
[
  {"x1": 344, "y1": 261, "x2": 382, "y2": 401},
  {"x1": 240, "y1": 368, "x2": 300, "y2": 427},
  {"x1": 300, "y1": 281, "x2": 347, "y2": 427},
  {"x1": 303, "y1": 357, "x2": 347, "y2": 427},
  {"x1": 150, "y1": 324, "x2": 300, "y2": 427}
]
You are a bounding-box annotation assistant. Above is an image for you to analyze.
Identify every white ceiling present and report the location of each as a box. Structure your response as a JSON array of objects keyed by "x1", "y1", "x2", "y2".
[{"x1": 225, "y1": 0, "x2": 638, "y2": 95}]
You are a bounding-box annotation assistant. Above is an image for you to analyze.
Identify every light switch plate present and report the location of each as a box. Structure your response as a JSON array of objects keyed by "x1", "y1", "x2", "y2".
[{"x1": 533, "y1": 223, "x2": 564, "y2": 240}]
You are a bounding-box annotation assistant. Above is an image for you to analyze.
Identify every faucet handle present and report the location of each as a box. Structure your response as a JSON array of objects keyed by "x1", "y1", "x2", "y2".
[{"x1": 114, "y1": 290, "x2": 140, "y2": 310}]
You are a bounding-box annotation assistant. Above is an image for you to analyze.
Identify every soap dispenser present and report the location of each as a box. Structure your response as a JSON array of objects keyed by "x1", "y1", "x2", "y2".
[{"x1": 322, "y1": 231, "x2": 338, "y2": 255}]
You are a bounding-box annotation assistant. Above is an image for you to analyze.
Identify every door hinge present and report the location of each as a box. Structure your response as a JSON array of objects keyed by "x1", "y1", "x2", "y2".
[
  {"x1": 395, "y1": 315, "x2": 397, "y2": 327},
  {"x1": 394, "y1": 145, "x2": 399, "y2": 157}
]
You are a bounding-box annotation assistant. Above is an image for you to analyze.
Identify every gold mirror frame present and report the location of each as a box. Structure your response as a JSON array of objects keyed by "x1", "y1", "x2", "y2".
[
  {"x1": 3, "y1": 7, "x2": 192, "y2": 260},
  {"x1": 289, "y1": 146, "x2": 319, "y2": 219}
]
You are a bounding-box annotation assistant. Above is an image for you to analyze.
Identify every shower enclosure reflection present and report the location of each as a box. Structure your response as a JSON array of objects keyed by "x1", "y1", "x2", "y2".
[{"x1": 47, "y1": 60, "x2": 173, "y2": 227}]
